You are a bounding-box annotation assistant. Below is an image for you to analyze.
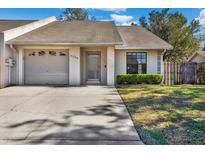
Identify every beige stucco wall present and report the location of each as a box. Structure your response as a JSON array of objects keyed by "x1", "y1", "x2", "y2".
[
  {"x1": 0, "y1": 17, "x2": 57, "y2": 88},
  {"x1": 3, "y1": 43, "x2": 165, "y2": 87},
  {"x1": 81, "y1": 47, "x2": 107, "y2": 85},
  {"x1": 115, "y1": 50, "x2": 163, "y2": 75},
  {"x1": 115, "y1": 50, "x2": 126, "y2": 75},
  {"x1": 13, "y1": 45, "x2": 109, "y2": 86},
  {"x1": 0, "y1": 33, "x2": 5, "y2": 88},
  {"x1": 147, "y1": 51, "x2": 158, "y2": 74},
  {"x1": 190, "y1": 54, "x2": 205, "y2": 63},
  {"x1": 5, "y1": 45, "x2": 15, "y2": 86},
  {"x1": 107, "y1": 47, "x2": 115, "y2": 85},
  {"x1": 0, "y1": 41, "x2": 16, "y2": 88},
  {"x1": 69, "y1": 46, "x2": 80, "y2": 85}
]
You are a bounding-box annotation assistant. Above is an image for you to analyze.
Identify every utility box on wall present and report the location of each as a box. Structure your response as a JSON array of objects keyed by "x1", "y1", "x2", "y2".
[{"x1": 5, "y1": 58, "x2": 15, "y2": 67}]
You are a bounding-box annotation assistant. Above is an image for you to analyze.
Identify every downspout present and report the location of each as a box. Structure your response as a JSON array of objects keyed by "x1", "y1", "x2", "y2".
[{"x1": 162, "y1": 49, "x2": 166, "y2": 85}]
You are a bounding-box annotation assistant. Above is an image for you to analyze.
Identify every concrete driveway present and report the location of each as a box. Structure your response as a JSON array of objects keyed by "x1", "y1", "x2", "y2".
[{"x1": 0, "y1": 86, "x2": 142, "y2": 145}]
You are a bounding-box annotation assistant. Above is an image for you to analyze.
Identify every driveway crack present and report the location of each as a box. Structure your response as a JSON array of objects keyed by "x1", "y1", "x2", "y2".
[
  {"x1": 10, "y1": 89, "x2": 51, "y2": 112},
  {"x1": 24, "y1": 119, "x2": 48, "y2": 140}
]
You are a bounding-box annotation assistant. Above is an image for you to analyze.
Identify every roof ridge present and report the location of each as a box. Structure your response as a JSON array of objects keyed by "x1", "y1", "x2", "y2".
[
  {"x1": 56, "y1": 20, "x2": 114, "y2": 23},
  {"x1": 117, "y1": 25, "x2": 144, "y2": 28},
  {"x1": 0, "y1": 19, "x2": 37, "y2": 21},
  {"x1": 7, "y1": 20, "x2": 123, "y2": 45}
]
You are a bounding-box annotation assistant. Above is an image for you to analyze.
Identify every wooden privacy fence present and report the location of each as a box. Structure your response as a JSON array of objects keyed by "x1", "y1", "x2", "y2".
[
  {"x1": 164, "y1": 62, "x2": 183, "y2": 85},
  {"x1": 163, "y1": 62, "x2": 199, "y2": 85}
]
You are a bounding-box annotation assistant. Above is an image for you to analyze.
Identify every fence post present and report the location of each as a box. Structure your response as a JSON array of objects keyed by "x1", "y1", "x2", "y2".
[{"x1": 163, "y1": 62, "x2": 166, "y2": 85}]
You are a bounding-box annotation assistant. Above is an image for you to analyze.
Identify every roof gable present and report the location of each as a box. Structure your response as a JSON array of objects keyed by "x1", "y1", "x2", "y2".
[{"x1": 189, "y1": 50, "x2": 205, "y2": 61}]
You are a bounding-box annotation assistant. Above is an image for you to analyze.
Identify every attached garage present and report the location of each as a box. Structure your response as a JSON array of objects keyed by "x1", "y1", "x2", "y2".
[{"x1": 24, "y1": 49, "x2": 69, "y2": 85}]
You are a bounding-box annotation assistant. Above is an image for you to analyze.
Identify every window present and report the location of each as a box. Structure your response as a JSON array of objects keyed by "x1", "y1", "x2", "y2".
[
  {"x1": 127, "y1": 52, "x2": 147, "y2": 74},
  {"x1": 28, "y1": 52, "x2": 36, "y2": 56},
  {"x1": 157, "y1": 51, "x2": 161, "y2": 74},
  {"x1": 202, "y1": 62, "x2": 205, "y2": 69},
  {"x1": 38, "y1": 51, "x2": 45, "y2": 56},
  {"x1": 59, "y1": 52, "x2": 67, "y2": 56},
  {"x1": 49, "y1": 51, "x2": 56, "y2": 56}
]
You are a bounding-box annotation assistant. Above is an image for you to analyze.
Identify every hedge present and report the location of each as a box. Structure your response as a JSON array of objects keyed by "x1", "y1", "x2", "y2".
[{"x1": 116, "y1": 74, "x2": 163, "y2": 84}]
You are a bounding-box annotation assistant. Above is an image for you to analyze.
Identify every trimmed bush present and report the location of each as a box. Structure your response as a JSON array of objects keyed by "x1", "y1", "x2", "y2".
[{"x1": 116, "y1": 74, "x2": 163, "y2": 84}]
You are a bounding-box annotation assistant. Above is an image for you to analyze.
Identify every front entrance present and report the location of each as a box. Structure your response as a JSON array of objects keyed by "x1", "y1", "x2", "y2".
[{"x1": 86, "y1": 52, "x2": 101, "y2": 84}]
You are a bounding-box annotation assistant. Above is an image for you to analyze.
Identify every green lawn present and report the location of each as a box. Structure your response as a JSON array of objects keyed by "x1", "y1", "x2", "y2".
[{"x1": 117, "y1": 85, "x2": 205, "y2": 145}]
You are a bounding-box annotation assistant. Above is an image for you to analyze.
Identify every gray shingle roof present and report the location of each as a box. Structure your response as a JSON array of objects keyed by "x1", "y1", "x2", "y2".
[
  {"x1": 0, "y1": 20, "x2": 36, "y2": 32},
  {"x1": 8, "y1": 21, "x2": 123, "y2": 45},
  {"x1": 189, "y1": 50, "x2": 205, "y2": 61},
  {"x1": 197, "y1": 51, "x2": 205, "y2": 57},
  {"x1": 116, "y1": 26, "x2": 173, "y2": 50}
]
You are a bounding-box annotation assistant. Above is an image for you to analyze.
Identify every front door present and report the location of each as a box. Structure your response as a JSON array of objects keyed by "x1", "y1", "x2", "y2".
[{"x1": 87, "y1": 52, "x2": 101, "y2": 84}]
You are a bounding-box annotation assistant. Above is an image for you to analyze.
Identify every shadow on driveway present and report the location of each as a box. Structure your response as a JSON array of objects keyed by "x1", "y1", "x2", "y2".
[{"x1": 0, "y1": 86, "x2": 142, "y2": 145}]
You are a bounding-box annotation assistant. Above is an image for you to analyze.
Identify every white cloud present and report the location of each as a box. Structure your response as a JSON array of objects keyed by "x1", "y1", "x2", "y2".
[
  {"x1": 110, "y1": 14, "x2": 133, "y2": 25},
  {"x1": 95, "y1": 8, "x2": 127, "y2": 13},
  {"x1": 196, "y1": 9, "x2": 205, "y2": 26}
]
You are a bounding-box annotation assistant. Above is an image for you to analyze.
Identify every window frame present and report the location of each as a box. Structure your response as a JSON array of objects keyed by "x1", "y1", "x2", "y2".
[
  {"x1": 201, "y1": 62, "x2": 205, "y2": 69},
  {"x1": 126, "y1": 52, "x2": 147, "y2": 74}
]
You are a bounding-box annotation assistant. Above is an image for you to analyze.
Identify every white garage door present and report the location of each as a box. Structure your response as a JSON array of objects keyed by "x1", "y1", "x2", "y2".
[{"x1": 25, "y1": 50, "x2": 69, "y2": 85}]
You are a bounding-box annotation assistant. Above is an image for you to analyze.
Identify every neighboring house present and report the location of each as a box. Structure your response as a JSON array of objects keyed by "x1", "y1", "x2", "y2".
[
  {"x1": 189, "y1": 50, "x2": 205, "y2": 63},
  {"x1": 0, "y1": 16, "x2": 172, "y2": 88},
  {"x1": 188, "y1": 50, "x2": 205, "y2": 84}
]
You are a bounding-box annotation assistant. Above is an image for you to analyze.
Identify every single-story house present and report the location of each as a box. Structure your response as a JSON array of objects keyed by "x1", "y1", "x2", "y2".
[{"x1": 0, "y1": 16, "x2": 172, "y2": 88}]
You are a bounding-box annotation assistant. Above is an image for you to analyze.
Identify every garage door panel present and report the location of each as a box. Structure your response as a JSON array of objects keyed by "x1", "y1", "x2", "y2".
[
  {"x1": 25, "y1": 50, "x2": 69, "y2": 85},
  {"x1": 47, "y1": 53, "x2": 69, "y2": 74},
  {"x1": 25, "y1": 74, "x2": 69, "y2": 85},
  {"x1": 25, "y1": 56, "x2": 47, "y2": 74}
]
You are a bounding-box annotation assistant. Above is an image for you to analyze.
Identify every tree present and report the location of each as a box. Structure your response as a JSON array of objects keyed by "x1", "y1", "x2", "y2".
[
  {"x1": 139, "y1": 9, "x2": 201, "y2": 61},
  {"x1": 59, "y1": 8, "x2": 95, "y2": 21}
]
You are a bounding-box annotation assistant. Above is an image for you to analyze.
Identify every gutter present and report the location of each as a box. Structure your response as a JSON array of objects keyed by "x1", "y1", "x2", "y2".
[
  {"x1": 115, "y1": 47, "x2": 173, "y2": 50},
  {"x1": 5, "y1": 41, "x2": 124, "y2": 46}
]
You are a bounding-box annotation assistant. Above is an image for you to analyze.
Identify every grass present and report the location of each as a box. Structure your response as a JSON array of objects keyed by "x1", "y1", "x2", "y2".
[{"x1": 117, "y1": 84, "x2": 205, "y2": 145}]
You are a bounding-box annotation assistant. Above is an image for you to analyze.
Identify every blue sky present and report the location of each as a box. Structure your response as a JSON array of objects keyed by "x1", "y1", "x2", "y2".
[{"x1": 0, "y1": 8, "x2": 204, "y2": 26}]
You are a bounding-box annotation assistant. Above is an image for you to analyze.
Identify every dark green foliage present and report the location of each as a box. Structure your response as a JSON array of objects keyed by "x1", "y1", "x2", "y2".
[
  {"x1": 59, "y1": 8, "x2": 95, "y2": 21},
  {"x1": 116, "y1": 74, "x2": 163, "y2": 84},
  {"x1": 139, "y1": 9, "x2": 201, "y2": 61}
]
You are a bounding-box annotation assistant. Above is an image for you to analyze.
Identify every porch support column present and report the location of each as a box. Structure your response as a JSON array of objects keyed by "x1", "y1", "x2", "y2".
[
  {"x1": 107, "y1": 46, "x2": 115, "y2": 85},
  {"x1": 69, "y1": 47, "x2": 81, "y2": 85},
  {"x1": 0, "y1": 33, "x2": 5, "y2": 88},
  {"x1": 17, "y1": 48, "x2": 24, "y2": 85}
]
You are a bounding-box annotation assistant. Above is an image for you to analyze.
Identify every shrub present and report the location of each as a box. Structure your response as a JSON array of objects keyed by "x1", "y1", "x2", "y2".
[{"x1": 116, "y1": 74, "x2": 163, "y2": 84}]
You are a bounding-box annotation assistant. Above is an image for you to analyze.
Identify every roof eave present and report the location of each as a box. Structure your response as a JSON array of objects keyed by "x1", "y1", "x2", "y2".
[
  {"x1": 188, "y1": 52, "x2": 198, "y2": 61},
  {"x1": 115, "y1": 46, "x2": 173, "y2": 50},
  {"x1": 6, "y1": 41, "x2": 124, "y2": 46}
]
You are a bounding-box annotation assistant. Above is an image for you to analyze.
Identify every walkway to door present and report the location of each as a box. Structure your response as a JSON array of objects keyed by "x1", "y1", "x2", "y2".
[{"x1": 0, "y1": 86, "x2": 143, "y2": 144}]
